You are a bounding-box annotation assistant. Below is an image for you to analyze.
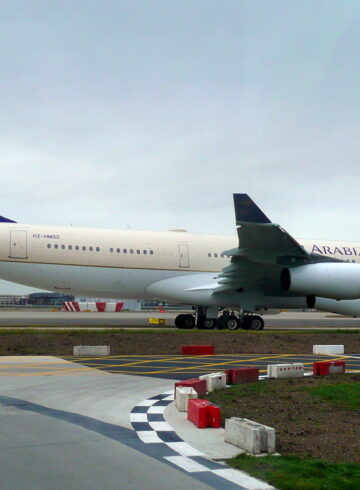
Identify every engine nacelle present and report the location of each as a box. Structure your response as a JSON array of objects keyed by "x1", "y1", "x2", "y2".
[{"x1": 281, "y1": 262, "x2": 360, "y2": 300}]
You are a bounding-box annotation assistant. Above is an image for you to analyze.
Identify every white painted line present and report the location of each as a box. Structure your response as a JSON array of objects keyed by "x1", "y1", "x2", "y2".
[
  {"x1": 149, "y1": 421, "x2": 173, "y2": 431},
  {"x1": 147, "y1": 405, "x2": 167, "y2": 414},
  {"x1": 164, "y1": 455, "x2": 209, "y2": 473},
  {"x1": 166, "y1": 441, "x2": 204, "y2": 457},
  {"x1": 137, "y1": 399, "x2": 158, "y2": 407},
  {"x1": 212, "y1": 468, "x2": 275, "y2": 489},
  {"x1": 137, "y1": 431, "x2": 163, "y2": 444},
  {"x1": 129, "y1": 413, "x2": 148, "y2": 422}
]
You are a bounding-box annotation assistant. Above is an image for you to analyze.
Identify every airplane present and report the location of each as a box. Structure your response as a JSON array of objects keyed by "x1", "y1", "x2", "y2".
[{"x1": 0, "y1": 193, "x2": 360, "y2": 330}]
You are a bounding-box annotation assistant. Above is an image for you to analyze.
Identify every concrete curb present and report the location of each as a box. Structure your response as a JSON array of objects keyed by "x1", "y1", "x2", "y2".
[{"x1": 130, "y1": 390, "x2": 275, "y2": 490}]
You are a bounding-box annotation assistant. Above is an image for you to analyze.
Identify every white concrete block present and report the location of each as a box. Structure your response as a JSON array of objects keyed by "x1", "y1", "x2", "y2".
[
  {"x1": 313, "y1": 345, "x2": 344, "y2": 355},
  {"x1": 267, "y1": 363, "x2": 304, "y2": 379},
  {"x1": 225, "y1": 417, "x2": 275, "y2": 454},
  {"x1": 175, "y1": 387, "x2": 198, "y2": 412},
  {"x1": 73, "y1": 345, "x2": 110, "y2": 356},
  {"x1": 78, "y1": 302, "x2": 97, "y2": 312},
  {"x1": 199, "y1": 372, "x2": 226, "y2": 392}
]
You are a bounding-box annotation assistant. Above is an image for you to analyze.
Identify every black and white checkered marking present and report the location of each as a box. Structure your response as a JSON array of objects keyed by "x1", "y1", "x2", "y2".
[{"x1": 130, "y1": 390, "x2": 274, "y2": 490}]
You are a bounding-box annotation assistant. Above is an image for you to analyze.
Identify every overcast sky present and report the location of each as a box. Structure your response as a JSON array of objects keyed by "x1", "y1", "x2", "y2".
[{"x1": 1, "y1": 1, "x2": 360, "y2": 293}]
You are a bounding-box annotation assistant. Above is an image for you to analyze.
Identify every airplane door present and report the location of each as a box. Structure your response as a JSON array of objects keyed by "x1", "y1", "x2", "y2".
[
  {"x1": 9, "y1": 230, "x2": 28, "y2": 259},
  {"x1": 178, "y1": 243, "x2": 190, "y2": 268}
]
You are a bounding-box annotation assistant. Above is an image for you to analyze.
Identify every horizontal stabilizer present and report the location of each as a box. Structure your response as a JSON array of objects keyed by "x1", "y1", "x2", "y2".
[
  {"x1": 0, "y1": 215, "x2": 16, "y2": 223},
  {"x1": 233, "y1": 194, "x2": 271, "y2": 224}
]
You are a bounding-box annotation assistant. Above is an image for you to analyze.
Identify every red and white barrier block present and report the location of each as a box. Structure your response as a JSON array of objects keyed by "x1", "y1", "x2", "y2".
[
  {"x1": 267, "y1": 363, "x2": 304, "y2": 379},
  {"x1": 64, "y1": 301, "x2": 80, "y2": 312},
  {"x1": 187, "y1": 399, "x2": 221, "y2": 429},
  {"x1": 313, "y1": 360, "x2": 346, "y2": 376},
  {"x1": 64, "y1": 302, "x2": 124, "y2": 312},
  {"x1": 199, "y1": 372, "x2": 227, "y2": 392},
  {"x1": 175, "y1": 387, "x2": 198, "y2": 412}
]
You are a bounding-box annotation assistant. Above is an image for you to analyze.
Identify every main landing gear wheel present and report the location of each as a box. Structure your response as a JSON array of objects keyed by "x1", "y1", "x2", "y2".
[
  {"x1": 244, "y1": 315, "x2": 264, "y2": 330},
  {"x1": 202, "y1": 318, "x2": 217, "y2": 329},
  {"x1": 175, "y1": 314, "x2": 195, "y2": 329},
  {"x1": 218, "y1": 314, "x2": 240, "y2": 330}
]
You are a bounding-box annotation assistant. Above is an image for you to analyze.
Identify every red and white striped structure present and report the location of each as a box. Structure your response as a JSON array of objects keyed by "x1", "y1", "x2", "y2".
[{"x1": 64, "y1": 301, "x2": 124, "y2": 312}]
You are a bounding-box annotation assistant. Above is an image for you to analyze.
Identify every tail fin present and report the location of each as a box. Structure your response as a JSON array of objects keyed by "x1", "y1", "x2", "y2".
[
  {"x1": 233, "y1": 194, "x2": 271, "y2": 224},
  {"x1": 0, "y1": 215, "x2": 16, "y2": 223}
]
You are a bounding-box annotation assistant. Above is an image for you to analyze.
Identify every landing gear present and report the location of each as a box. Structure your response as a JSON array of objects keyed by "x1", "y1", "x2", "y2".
[
  {"x1": 174, "y1": 314, "x2": 195, "y2": 329},
  {"x1": 244, "y1": 315, "x2": 264, "y2": 330},
  {"x1": 195, "y1": 306, "x2": 217, "y2": 329},
  {"x1": 175, "y1": 308, "x2": 264, "y2": 331}
]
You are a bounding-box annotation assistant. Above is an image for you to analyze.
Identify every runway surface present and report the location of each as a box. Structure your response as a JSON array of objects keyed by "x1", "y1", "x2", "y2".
[
  {"x1": 0, "y1": 310, "x2": 360, "y2": 329},
  {"x1": 1, "y1": 354, "x2": 359, "y2": 489},
  {"x1": 0, "y1": 357, "x2": 232, "y2": 490},
  {"x1": 66, "y1": 353, "x2": 360, "y2": 380}
]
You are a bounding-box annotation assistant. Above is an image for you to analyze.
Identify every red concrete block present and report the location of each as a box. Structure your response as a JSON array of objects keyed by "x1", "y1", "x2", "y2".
[
  {"x1": 313, "y1": 360, "x2": 346, "y2": 376},
  {"x1": 187, "y1": 399, "x2": 221, "y2": 428},
  {"x1": 115, "y1": 302, "x2": 124, "y2": 312},
  {"x1": 96, "y1": 302, "x2": 106, "y2": 312},
  {"x1": 174, "y1": 378, "x2": 207, "y2": 397},
  {"x1": 232, "y1": 367, "x2": 259, "y2": 384},
  {"x1": 181, "y1": 345, "x2": 215, "y2": 355},
  {"x1": 225, "y1": 367, "x2": 259, "y2": 384},
  {"x1": 225, "y1": 369, "x2": 233, "y2": 385}
]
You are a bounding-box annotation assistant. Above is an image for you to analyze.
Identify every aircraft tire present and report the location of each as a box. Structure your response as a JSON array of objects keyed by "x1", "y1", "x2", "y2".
[
  {"x1": 203, "y1": 318, "x2": 217, "y2": 329},
  {"x1": 175, "y1": 314, "x2": 195, "y2": 329},
  {"x1": 224, "y1": 314, "x2": 240, "y2": 330},
  {"x1": 246, "y1": 315, "x2": 264, "y2": 330}
]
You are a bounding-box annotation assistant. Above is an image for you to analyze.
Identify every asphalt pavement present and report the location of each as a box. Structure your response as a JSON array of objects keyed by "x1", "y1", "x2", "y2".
[{"x1": 0, "y1": 310, "x2": 360, "y2": 329}]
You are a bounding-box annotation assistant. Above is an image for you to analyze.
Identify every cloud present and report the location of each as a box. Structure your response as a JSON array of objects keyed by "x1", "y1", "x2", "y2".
[{"x1": 0, "y1": 0, "x2": 360, "y2": 294}]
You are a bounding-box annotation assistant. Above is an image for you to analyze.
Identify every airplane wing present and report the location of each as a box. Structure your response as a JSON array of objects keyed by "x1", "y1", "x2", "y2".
[{"x1": 214, "y1": 194, "x2": 339, "y2": 295}]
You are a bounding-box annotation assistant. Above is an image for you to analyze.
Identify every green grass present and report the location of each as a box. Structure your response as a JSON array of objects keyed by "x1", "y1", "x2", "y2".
[
  {"x1": 227, "y1": 454, "x2": 360, "y2": 490},
  {"x1": 307, "y1": 382, "x2": 360, "y2": 410}
]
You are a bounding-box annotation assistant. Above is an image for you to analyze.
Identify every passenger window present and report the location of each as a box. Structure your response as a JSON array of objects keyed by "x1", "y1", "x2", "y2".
[
  {"x1": 68, "y1": 245, "x2": 72, "y2": 250},
  {"x1": 137, "y1": 250, "x2": 140, "y2": 254},
  {"x1": 214, "y1": 253, "x2": 218, "y2": 258},
  {"x1": 123, "y1": 249, "x2": 127, "y2": 253},
  {"x1": 75, "y1": 246, "x2": 79, "y2": 250},
  {"x1": 47, "y1": 244, "x2": 51, "y2": 248},
  {"x1": 130, "y1": 249, "x2": 134, "y2": 254},
  {"x1": 54, "y1": 244, "x2": 58, "y2": 249},
  {"x1": 96, "y1": 247, "x2": 100, "y2": 252},
  {"x1": 150, "y1": 250, "x2": 154, "y2": 255},
  {"x1": 117, "y1": 248, "x2": 120, "y2": 253},
  {"x1": 61, "y1": 245, "x2": 65, "y2": 250},
  {"x1": 109, "y1": 248, "x2": 113, "y2": 253},
  {"x1": 208, "y1": 253, "x2": 211, "y2": 257},
  {"x1": 143, "y1": 250, "x2": 147, "y2": 254},
  {"x1": 82, "y1": 246, "x2": 86, "y2": 251},
  {"x1": 89, "y1": 246, "x2": 93, "y2": 252}
]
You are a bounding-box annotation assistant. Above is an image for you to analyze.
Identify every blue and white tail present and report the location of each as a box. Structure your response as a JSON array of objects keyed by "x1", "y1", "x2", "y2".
[{"x1": 0, "y1": 215, "x2": 16, "y2": 223}]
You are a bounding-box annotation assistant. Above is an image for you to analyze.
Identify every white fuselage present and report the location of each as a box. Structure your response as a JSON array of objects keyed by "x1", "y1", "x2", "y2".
[{"x1": 0, "y1": 223, "x2": 360, "y2": 303}]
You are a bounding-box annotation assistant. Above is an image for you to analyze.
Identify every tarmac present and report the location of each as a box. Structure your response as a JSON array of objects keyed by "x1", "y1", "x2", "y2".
[
  {"x1": 0, "y1": 310, "x2": 360, "y2": 329},
  {"x1": 1, "y1": 352, "x2": 359, "y2": 489}
]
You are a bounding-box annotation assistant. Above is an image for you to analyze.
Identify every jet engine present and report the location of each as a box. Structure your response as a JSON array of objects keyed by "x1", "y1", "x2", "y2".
[{"x1": 280, "y1": 262, "x2": 360, "y2": 300}]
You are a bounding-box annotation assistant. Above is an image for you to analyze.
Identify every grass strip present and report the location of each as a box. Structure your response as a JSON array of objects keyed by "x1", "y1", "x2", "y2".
[
  {"x1": 227, "y1": 454, "x2": 360, "y2": 490},
  {"x1": 307, "y1": 382, "x2": 360, "y2": 410}
]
